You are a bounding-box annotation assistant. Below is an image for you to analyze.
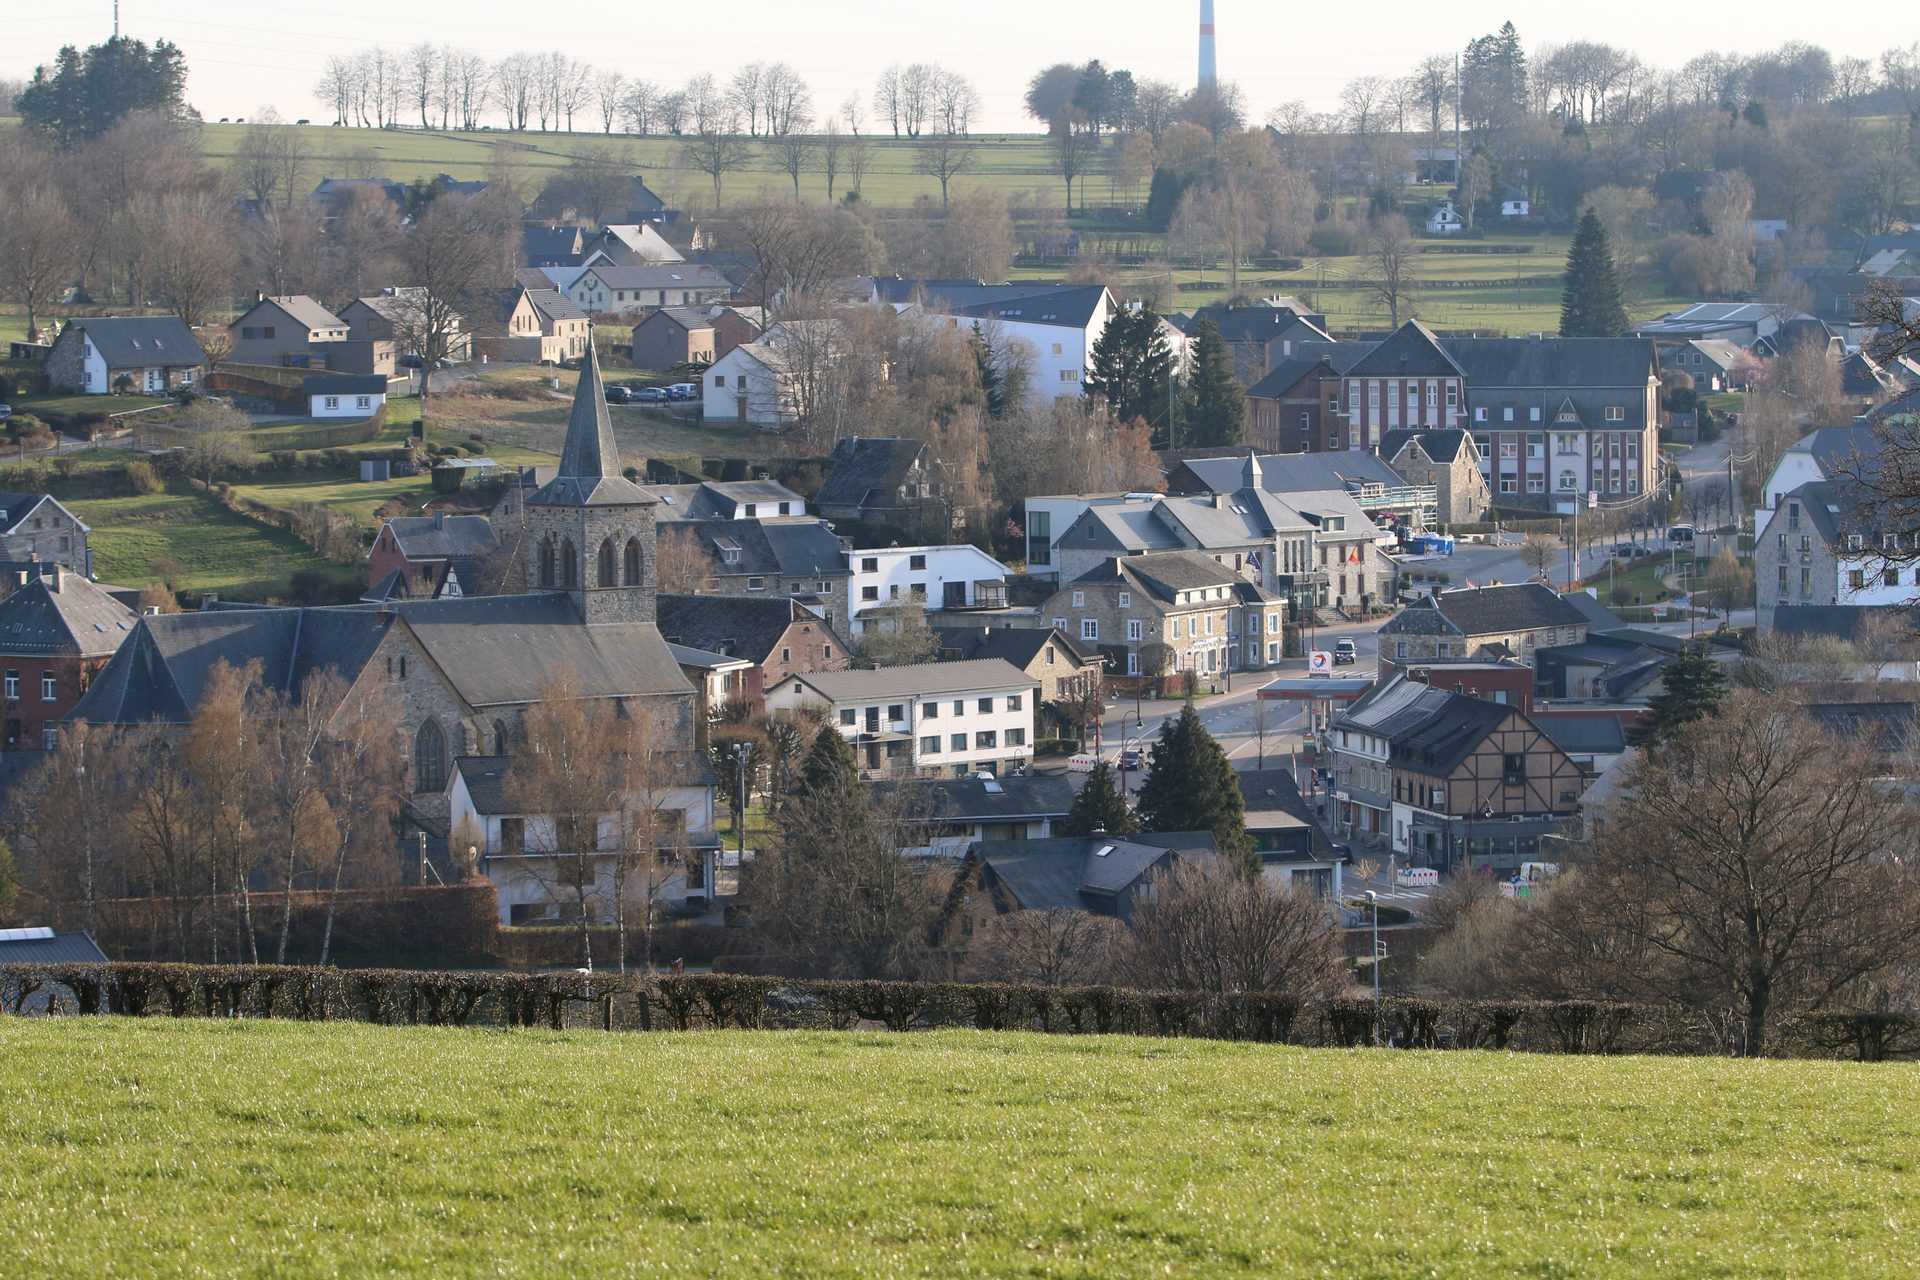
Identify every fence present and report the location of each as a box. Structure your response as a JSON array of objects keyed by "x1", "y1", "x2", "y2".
[{"x1": 3, "y1": 964, "x2": 1907, "y2": 1058}]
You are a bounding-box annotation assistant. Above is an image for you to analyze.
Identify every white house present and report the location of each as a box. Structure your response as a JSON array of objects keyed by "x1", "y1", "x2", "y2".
[
  {"x1": 449, "y1": 754, "x2": 722, "y2": 926},
  {"x1": 304, "y1": 375, "x2": 388, "y2": 419},
  {"x1": 1500, "y1": 197, "x2": 1530, "y2": 218},
  {"x1": 1425, "y1": 201, "x2": 1465, "y2": 235},
  {"x1": 1754, "y1": 424, "x2": 1877, "y2": 536},
  {"x1": 46, "y1": 316, "x2": 207, "y2": 395},
  {"x1": 848, "y1": 543, "x2": 1010, "y2": 634},
  {"x1": 877, "y1": 281, "x2": 1116, "y2": 407},
  {"x1": 763, "y1": 659, "x2": 1039, "y2": 779},
  {"x1": 701, "y1": 341, "x2": 797, "y2": 429},
  {"x1": 565, "y1": 263, "x2": 732, "y2": 316}
]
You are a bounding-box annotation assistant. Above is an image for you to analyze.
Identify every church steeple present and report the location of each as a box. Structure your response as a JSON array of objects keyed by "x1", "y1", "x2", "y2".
[{"x1": 526, "y1": 345, "x2": 661, "y2": 624}]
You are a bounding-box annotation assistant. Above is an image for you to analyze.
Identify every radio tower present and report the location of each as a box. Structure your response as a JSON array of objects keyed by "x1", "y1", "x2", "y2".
[{"x1": 1198, "y1": 0, "x2": 1218, "y2": 89}]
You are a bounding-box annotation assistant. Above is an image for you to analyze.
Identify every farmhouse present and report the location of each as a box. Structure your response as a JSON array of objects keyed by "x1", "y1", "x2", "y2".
[{"x1": 45, "y1": 316, "x2": 207, "y2": 395}]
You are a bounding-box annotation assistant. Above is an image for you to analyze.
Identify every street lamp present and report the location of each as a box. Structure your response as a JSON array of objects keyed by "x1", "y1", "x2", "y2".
[
  {"x1": 1365, "y1": 888, "x2": 1381, "y2": 1044},
  {"x1": 730, "y1": 742, "x2": 753, "y2": 868}
]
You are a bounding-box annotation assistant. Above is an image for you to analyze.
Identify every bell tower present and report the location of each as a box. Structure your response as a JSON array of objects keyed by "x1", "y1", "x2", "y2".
[{"x1": 524, "y1": 345, "x2": 661, "y2": 624}]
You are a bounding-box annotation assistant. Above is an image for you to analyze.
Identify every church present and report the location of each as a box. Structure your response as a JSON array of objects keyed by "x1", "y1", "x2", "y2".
[{"x1": 70, "y1": 349, "x2": 716, "y2": 889}]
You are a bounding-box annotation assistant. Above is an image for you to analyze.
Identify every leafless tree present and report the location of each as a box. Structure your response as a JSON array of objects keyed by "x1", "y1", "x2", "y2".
[
  {"x1": 916, "y1": 130, "x2": 975, "y2": 207},
  {"x1": 899, "y1": 63, "x2": 937, "y2": 138},
  {"x1": 151, "y1": 191, "x2": 236, "y2": 329},
  {"x1": 0, "y1": 137, "x2": 77, "y2": 342},
  {"x1": 393, "y1": 193, "x2": 519, "y2": 433},
  {"x1": 761, "y1": 63, "x2": 812, "y2": 137},
  {"x1": 493, "y1": 53, "x2": 536, "y2": 131},
  {"x1": 777, "y1": 132, "x2": 815, "y2": 202},
  {"x1": 964, "y1": 908, "x2": 1128, "y2": 986},
  {"x1": 818, "y1": 121, "x2": 849, "y2": 202},
  {"x1": 681, "y1": 114, "x2": 752, "y2": 208},
  {"x1": 932, "y1": 68, "x2": 981, "y2": 136},
  {"x1": 620, "y1": 80, "x2": 660, "y2": 135},
  {"x1": 681, "y1": 73, "x2": 725, "y2": 136},
  {"x1": 405, "y1": 42, "x2": 438, "y2": 128},
  {"x1": 1364, "y1": 212, "x2": 1421, "y2": 326},
  {"x1": 874, "y1": 65, "x2": 904, "y2": 137},
  {"x1": 593, "y1": 69, "x2": 625, "y2": 134},
  {"x1": 1127, "y1": 857, "x2": 1348, "y2": 1009},
  {"x1": 314, "y1": 54, "x2": 355, "y2": 126},
  {"x1": 845, "y1": 131, "x2": 873, "y2": 199},
  {"x1": 856, "y1": 600, "x2": 939, "y2": 666},
  {"x1": 1049, "y1": 118, "x2": 1094, "y2": 212},
  {"x1": 840, "y1": 91, "x2": 864, "y2": 136},
  {"x1": 1521, "y1": 532, "x2": 1560, "y2": 580},
  {"x1": 726, "y1": 203, "x2": 876, "y2": 309},
  {"x1": 234, "y1": 110, "x2": 308, "y2": 211},
  {"x1": 729, "y1": 62, "x2": 767, "y2": 136},
  {"x1": 655, "y1": 526, "x2": 712, "y2": 594}
]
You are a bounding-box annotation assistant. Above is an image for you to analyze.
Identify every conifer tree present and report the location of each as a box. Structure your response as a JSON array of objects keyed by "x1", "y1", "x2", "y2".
[
  {"x1": 1135, "y1": 704, "x2": 1256, "y2": 873},
  {"x1": 1559, "y1": 207, "x2": 1630, "y2": 337},
  {"x1": 1084, "y1": 307, "x2": 1174, "y2": 432},
  {"x1": 1626, "y1": 641, "x2": 1729, "y2": 750},
  {"x1": 1180, "y1": 320, "x2": 1246, "y2": 448},
  {"x1": 1059, "y1": 761, "x2": 1138, "y2": 836}
]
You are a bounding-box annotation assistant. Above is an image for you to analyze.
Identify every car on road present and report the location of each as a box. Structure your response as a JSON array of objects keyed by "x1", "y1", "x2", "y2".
[
  {"x1": 603, "y1": 385, "x2": 633, "y2": 404},
  {"x1": 1117, "y1": 749, "x2": 1145, "y2": 770},
  {"x1": 1333, "y1": 638, "x2": 1358, "y2": 665},
  {"x1": 1612, "y1": 543, "x2": 1651, "y2": 558},
  {"x1": 0, "y1": 404, "x2": 11, "y2": 421}
]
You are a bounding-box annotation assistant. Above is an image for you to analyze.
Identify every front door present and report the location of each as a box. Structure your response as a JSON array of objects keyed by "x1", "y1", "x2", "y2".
[{"x1": 145, "y1": 368, "x2": 164, "y2": 392}]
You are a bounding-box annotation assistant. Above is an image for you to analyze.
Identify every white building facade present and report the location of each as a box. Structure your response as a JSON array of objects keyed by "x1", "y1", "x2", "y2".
[
  {"x1": 848, "y1": 544, "x2": 1010, "y2": 634},
  {"x1": 763, "y1": 659, "x2": 1039, "y2": 778}
]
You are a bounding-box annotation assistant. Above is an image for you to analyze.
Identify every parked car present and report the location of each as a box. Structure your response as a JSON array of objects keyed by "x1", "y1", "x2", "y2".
[
  {"x1": 1333, "y1": 638, "x2": 1358, "y2": 665},
  {"x1": 399, "y1": 353, "x2": 423, "y2": 368},
  {"x1": 633, "y1": 387, "x2": 669, "y2": 403},
  {"x1": 603, "y1": 385, "x2": 632, "y2": 404},
  {"x1": 0, "y1": 404, "x2": 12, "y2": 421},
  {"x1": 668, "y1": 383, "x2": 698, "y2": 400},
  {"x1": 1117, "y1": 749, "x2": 1145, "y2": 770}
]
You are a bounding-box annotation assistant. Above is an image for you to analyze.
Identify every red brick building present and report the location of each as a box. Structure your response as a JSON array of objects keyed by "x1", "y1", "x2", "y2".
[
  {"x1": 367, "y1": 513, "x2": 498, "y2": 598},
  {"x1": 0, "y1": 567, "x2": 136, "y2": 751}
]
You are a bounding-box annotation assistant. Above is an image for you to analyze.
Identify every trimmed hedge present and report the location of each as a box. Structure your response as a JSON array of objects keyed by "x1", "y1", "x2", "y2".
[{"x1": 7, "y1": 964, "x2": 1893, "y2": 1058}]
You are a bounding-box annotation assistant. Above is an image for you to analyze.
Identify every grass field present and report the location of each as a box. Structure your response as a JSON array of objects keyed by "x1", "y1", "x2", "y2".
[
  {"x1": 2, "y1": 1020, "x2": 1914, "y2": 1278},
  {"x1": 64, "y1": 484, "x2": 354, "y2": 597}
]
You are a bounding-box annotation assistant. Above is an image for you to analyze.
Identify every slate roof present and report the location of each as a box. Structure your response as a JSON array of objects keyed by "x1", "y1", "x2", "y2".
[
  {"x1": 876, "y1": 281, "x2": 1111, "y2": 329},
  {"x1": 62, "y1": 316, "x2": 206, "y2": 369},
  {"x1": 657, "y1": 593, "x2": 844, "y2": 665},
  {"x1": 934, "y1": 625, "x2": 1096, "y2": 668},
  {"x1": 1444, "y1": 336, "x2": 1655, "y2": 388},
  {"x1": 390, "y1": 593, "x2": 690, "y2": 706},
  {"x1": 1348, "y1": 320, "x2": 1464, "y2": 379},
  {"x1": 1173, "y1": 449, "x2": 1406, "y2": 497},
  {"x1": 453, "y1": 749, "x2": 718, "y2": 815},
  {"x1": 244, "y1": 295, "x2": 347, "y2": 332},
  {"x1": 1380, "y1": 583, "x2": 1590, "y2": 639},
  {"x1": 650, "y1": 479, "x2": 804, "y2": 520},
  {"x1": 1245, "y1": 354, "x2": 1335, "y2": 400},
  {"x1": 379, "y1": 514, "x2": 496, "y2": 562},
  {"x1": 1380, "y1": 428, "x2": 1472, "y2": 465},
  {"x1": 303, "y1": 375, "x2": 389, "y2": 396},
  {"x1": 815, "y1": 437, "x2": 928, "y2": 512},
  {"x1": 1235, "y1": 768, "x2": 1334, "y2": 855},
  {"x1": 1182, "y1": 304, "x2": 1321, "y2": 344},
  {"x1": 576, "y1": 263, "x2": 731, "y2": 291},
  {"x1": 526, "y1": 289, "x2": 588, "y2": 323},
  {"x1": 1771, "y1": 604, "x2": 1920, "y2": 642},
  {"x1": 775, "y1": 658, "x2": 1036, "y2": 702},
  {"x1": 0, "y1": 571, "x2": 137, "y2": 658},
  {"x1": 1117, "y1": 550, "x2": 1246, "y2": 600},
  {"x1": 0, "y1": 928, "x2": 108, "y2": 964},
  {"x1": 635, "y1": 305, "x2": 717, "y2": 334},
  {"x1": 681, "y1": 519, "x2": 848, "y2": 579},
  {"x1": 1555, "y1": 590, "x2": 1629, "y2": 634},
  {"x1": 520, "y1": 224, "x2": 585, "y2": 267},
  {"x1": 971, "y1": 833, "x2": 1216, "y2": 911},
  {"x1": 529, "y1": 346, "x2": 657, "y2": 508},
  {"x1": 1536, "y1": 715, "x2": 1628, "y2": 757},
  {"x1": 1801, "y1": 700, "x2": 1920, "y2": 755},
  {"x1": 1389, "y1": 687, "x2": 1513, "y2": 775},
  {"x1": 870, "y1": 773, "x2": 1077, "y2": 823}
]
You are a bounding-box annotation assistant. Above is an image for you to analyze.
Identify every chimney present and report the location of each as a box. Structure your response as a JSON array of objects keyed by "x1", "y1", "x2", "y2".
[
  {"x1": 48, "y1": 564, "x2": 63, "y2": 592},
  {"x1": 434, "y1": 510, "x2": 445, "y2": 529}
]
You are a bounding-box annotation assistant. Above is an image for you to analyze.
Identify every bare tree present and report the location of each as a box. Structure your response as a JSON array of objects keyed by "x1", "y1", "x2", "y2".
[
  {"x1": 1521, "y1": 532, "x2": 1561, "y2": 580},
  {"x1": 1364, "y1": 212, "x2": 1421, "y2": 326},
  {"x1": 314, "y1": 680, "x2": 404, "y2": 966},
  {"x1": 1049, "y1": 119, "x2": 1094, "y2": 212},
  {"x1": 840, "y1": 91, "x2": 864, "y2": 136},
  {"x1": 964, "y1": 908, "x2": 1128, "y2": 986},
  {"x1": 874, "y1": 65, "x2": 904, "y2": 137},
  {"x1": 761, "y1": 63, "x2": 813, "y2": 137},
  {"x1": 729, "y1": 62, "x2": 767, "y2": 136},
  {"x1": 593, "y1": 69, "x2": 625, "y2": 134},
  {"x1": 856, "y1": 600, "x2": 939, "y2": 666},
  {"x1": 234, "y1": 111, "x2": 308, "y2": 212},
  {"x1": 392, "y1": 193, "x2": 517, "y2": 435},
  {"x1": 405, "y1": 42, "x2": 438, "y2": 128},
  {"x1": 655, "y1": 526, "x2": 713, "y2": 594},
  {"x1": 915, "y1": 130, "x2": 975, "y2": 207},
  {"x1": 0, "y1": 139, "x2": 77, "y2": 342},
  {"x1": 818, "y1": 121, "x2": 848, "y2": 202},
  {"x1": 681, "y1": 120, "x2": 752, "y2": 208},
  {"x1": 777, "y1": 132, "x2": 815, "y2": 202},
  {"x1": 151, "y1": 191, "x2": 236, "y2": 330},
  {"x1": 1127, "y1": 857, "x2": 1348, "y2": 1009}
]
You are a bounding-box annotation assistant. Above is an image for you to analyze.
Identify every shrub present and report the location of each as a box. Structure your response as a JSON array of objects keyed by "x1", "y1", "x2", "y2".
[
  {"x1": 431, "y1": 466, "x2": 465, "y2": 494},
  {"x1": 124, "y1": 459, "x2": 162, "y2": 494}
]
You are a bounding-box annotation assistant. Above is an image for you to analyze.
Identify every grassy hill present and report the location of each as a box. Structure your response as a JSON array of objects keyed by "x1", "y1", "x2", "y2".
[{"x1": 2, "y1": 1020, "x2": 1911, "y2": 1278}]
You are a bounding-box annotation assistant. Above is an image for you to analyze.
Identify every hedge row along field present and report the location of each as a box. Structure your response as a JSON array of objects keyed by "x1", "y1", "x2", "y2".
[
  {"x1": 2, "y1": 1019, "x2": 1914, "y2": 1278},
  {"x1": 6, "y1": 964, "x2": 1914, "y2": 1060}
]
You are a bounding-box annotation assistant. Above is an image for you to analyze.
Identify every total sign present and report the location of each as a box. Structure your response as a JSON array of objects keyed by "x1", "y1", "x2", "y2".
[{"x1": 1308, "y1": 650, "x2": 1332, "y2": 676}]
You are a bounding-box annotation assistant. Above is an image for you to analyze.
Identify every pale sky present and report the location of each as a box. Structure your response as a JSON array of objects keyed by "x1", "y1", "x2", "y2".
[{"x1": 1, "y1": 1, "x2": 1898, "y2": 130}]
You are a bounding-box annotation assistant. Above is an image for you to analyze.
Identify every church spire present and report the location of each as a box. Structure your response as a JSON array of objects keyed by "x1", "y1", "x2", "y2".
[{"x1": 531, "y1": 343, "x2": 655, "y2": 507}]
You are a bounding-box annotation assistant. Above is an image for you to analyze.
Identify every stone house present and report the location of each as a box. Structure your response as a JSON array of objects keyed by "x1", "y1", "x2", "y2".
[
  {"x1": 0, "y1": 493, "x2": 91, "y2": 576},
  {"x1": 813, "y1": 437, "x2": 945, "y2": 531},
  {"x1": 1753, "y1": 479, "x2": 1920, "y2": 633},
  {"x1": 655, "y1": 593, "x2": 850, "y2": 709},
  {"x1": 1032, "y1": 549, "x2": 1289, "y2": 680},
  {"x1": 340, "y1": 291, "x2": 471, "y2": 364},
  {"x1": 1375, "y1": 583, "x2": 1590, "y2": 665},
  {"x1": 659, "y1": 517, "x2": 851, "y2": 639},
  {"x1": 366, "y1": 512, "x2": 498, "y2": 598},
  {"x1": 45, "y1": 316, "x2": 207, "y2": 395},
  {"x1": 1379, "y1": 429, "x2": 1491, "y2": 526}
]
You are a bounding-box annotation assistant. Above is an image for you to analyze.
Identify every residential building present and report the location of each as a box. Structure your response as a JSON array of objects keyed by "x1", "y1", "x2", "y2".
[
  {"x1": 530, "y1": 174, "x2": 669, "y2": 227},
  {"x1": 869, "y1": 774, "x2": 1077, "y2": 857},
  {"x1": 578, "y1": 223, "x2": 684, "y2": 266},
  {"x1": 45, "y1": 316, "x2": 207, "y2": 395},
  {"x1": 630, "y1": 305, "x2": 761, "y2": 370},
  {"x1": 1175, "y1": 302, "x2": 1330, "y2": 387},
  {"x1": 340, "y1": 291, "x2": 471, "y2": 363},
  {"x1": 367, "y1": 512, "x2": 497, "y2": 599},
  {"x1": 1032, "y1": 549, "x2": 1289, "y2": 679},
  {"x1": 1376, "y1": 583, "x2": 1591, "y2": 665},
  {"x1": 1166, "y1": 448, "x2": 1433, "y2": 533},
  {"x1": 304, "y1": 374, "x2": 388, "y2": 419},
  {"x1": 813, "y1": 436, "x2": 948, "y2": 532},
  {"x1": 848, "y1": 544, "x2": 1008, "y2": 635},
  {"x1": 227, "y1": 296, "x2": 350, "y2": 367},
  {"x1": 699, "y1": 339, "x2": 801, "y2": 428},
  {"x1": 72, "y1": 347, "x2": 701, "y2": 840},
  {"x1": 655, "y1": 593, "x2": 849, "y2": 709},
  {"x1": 1329, "y1": 673, "x2": 1583, "y2": 868},
  {"x1": 670, "y1": 644, "x2": 756, "y2": 743},
  {"x1": 1340, "y1": 320, "x2": 1468, "y2": 449},
  {"x1": 1659, "y1": 339, "x2": 1749, "y2": 392},
  {"x1": 650, "y1": 479, "x2": 806, "y2": 521},
  {"x1": 0, "y1": 567, "x2": 136, "y2": 751},
  {"x1": 466, "y1": 287, "x2": 591, "y2": 365},
  {"x1": 933, "y1": 625, "x2": 1102, "y2": 707},
  {"x1": 1244, "y1": 348, "x2": 1368, "y2": 453},
  {"x1": 1451, "y1": 335, "x2": 1662, "y2": 508},
  {"x1": 565, "y1": 263, "x2": 732, "y2": 316},
  {"x1": 520, "y1": 223, "x2": 587, "y2": 268},
  {"x1": 1634, "y1": 302, "x2": 1783, "y2": 346},
  {"x1": 763, "y1": 659, "x2": 1039, "y2": 778},
  {"x1": 939, "y1": 833, "x2": 1218, "y2": 937},
  {"x1": 1235, "y1": 767, "x2": 1345, "y2": 898},
  {"x1": 447, "y1": 751, "x2": 720, "y2": 925},
  {"x1": 1754, "y1": 479, "x2": 1920, "y2": 632},
  {"x1": 662, "y1": 518, "x2": 851, "y2": 636},
  {"x1": 1424, "y1": 200, "x2": 1465, "y2": 235},
  {"x1": 878, "y1": 280, "x2": 1117, "y2": 405},
  {"x1": 1377, "y1": 429, "x2": 1491, "y2": 527},
  {"x1": 0, "y1": 493, "x2": 91, "y2": 576}
]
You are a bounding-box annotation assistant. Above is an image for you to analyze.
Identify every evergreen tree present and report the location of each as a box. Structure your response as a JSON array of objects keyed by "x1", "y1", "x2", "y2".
[
  {"x1": 1626, "y1": 641, "x2": 1729, "y2": 750},
  {"x1": 1084, "y1": 307, "x2": 1174, "y2": 433},
  {"x1": 1059, "y1": 762, "x2": 1138, "y2": 836},
  {"x1": 1180, "y1": 321, "x2": 1246, "y2": 448},
  {"x1": 17, "y1": 36, "x2": 191, "y2": 148},
  {"x1": 970, "y1": 325, "x2": 1007, "y2": 419},
  {"x1": 1135, "y1": 705, "x2": 1257, "y2": 874},
  {"x1": 1559, "y1": 208, "x2": 1631, "y2": 337}
]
